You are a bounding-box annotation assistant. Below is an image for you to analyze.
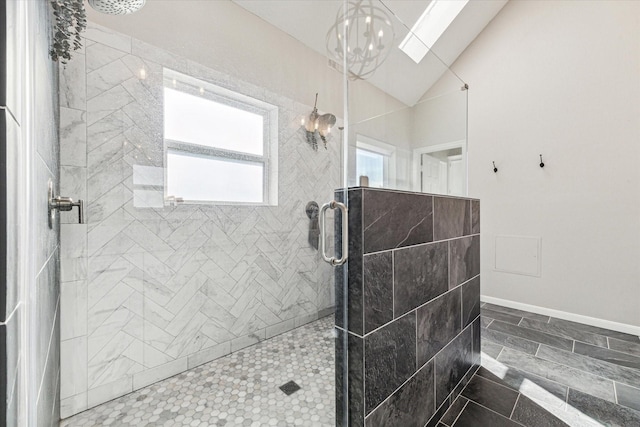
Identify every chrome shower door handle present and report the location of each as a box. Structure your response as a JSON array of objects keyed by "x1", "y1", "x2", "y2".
[{"x1": 319, "y1": 200, "x2": 348, "y2": 266}]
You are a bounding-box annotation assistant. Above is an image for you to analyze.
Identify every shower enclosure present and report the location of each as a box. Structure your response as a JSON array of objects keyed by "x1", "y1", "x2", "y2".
[{"x1": 56, "y1": 1, "x2": 468, "y2": 426}]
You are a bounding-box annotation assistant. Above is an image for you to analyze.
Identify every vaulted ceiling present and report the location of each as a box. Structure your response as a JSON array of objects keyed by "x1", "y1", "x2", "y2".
[{"x1": 234, "y1": 0, "x2": 508, "y2": 106}]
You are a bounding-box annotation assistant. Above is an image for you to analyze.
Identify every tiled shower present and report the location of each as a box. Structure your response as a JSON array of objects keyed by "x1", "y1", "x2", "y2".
[{"x1": 58, "y1": 23, "x2": 341, "y2": 417}]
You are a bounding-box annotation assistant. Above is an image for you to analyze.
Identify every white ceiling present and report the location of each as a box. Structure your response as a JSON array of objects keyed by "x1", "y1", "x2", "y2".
[{"x1": 233, "y1": 0, "x2": 508, "y2": 106}]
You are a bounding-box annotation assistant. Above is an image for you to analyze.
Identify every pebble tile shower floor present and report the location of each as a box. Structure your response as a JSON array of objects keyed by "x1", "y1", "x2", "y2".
[{"x1": 61, "y1": 316, "x2": 335, "y2": 427}]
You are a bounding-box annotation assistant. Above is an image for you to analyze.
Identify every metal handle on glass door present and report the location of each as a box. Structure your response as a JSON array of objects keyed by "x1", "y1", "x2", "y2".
[{"x1": 319, "y1": 200, "x2": 348, "y2": 266}]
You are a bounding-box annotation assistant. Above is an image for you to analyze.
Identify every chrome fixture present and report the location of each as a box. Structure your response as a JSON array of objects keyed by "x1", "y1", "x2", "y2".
[
  {"x1": 326, "y1": 0, "x2": 395, "y2": 80},
  {"x1": 48, "y1": 180, "x2": 84, "y2": 228},
  {"x1": 305, "y1": 201, "x2": 320, "y2": 250},
  {"x1": 319, "y1": 200, "x2": 348, "y2": 266},
  {"x1": 301, "y1": 93, "x2": 336, "y2": 151},
  {"x1": 88, "y1": 0, "x2": 146, "y2": 15}
]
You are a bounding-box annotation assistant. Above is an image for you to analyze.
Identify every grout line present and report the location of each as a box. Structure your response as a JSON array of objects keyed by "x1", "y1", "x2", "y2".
[
  {"x1": 495, "y1": 345, "x2": 505, "y2": 361},
  {"x1": 607, "y1": 336, "x2": 610, "y2": 350},
  {"x1": 391, "y1": 251, "x2": 395, "y2": 320},
  {"x1": 572, "y1": 340, "x2": 575, "y2": 353},
  {"x1": 367, "y1": 325, "x2": 477, "y2": 420},
  {"x1": 359, "y1": 276, "x2": 479, "y2": 339},
  {"x1": 613, "y1": 382, "x2": 618, "y2": 404},
  {"x1": 565, "y1": 387, "x2": 570, "y2": 404},
  {"x1": 465, "y1": 400, "x2": 527, "y2": 427},
  {"x1": 509, "y1": 393, "x2": 521, "y2": 419},
  {"x1": 450, "y1": 397, "x2": 470, "y2": 427},
  {"x1": 363, "y1": 232, "x2": 480, "y2": 257}
]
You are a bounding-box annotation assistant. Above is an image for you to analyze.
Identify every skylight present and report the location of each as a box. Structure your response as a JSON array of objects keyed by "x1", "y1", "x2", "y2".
[{"x1": 398, "y1": 0, "x2": 469, "y2": 64}]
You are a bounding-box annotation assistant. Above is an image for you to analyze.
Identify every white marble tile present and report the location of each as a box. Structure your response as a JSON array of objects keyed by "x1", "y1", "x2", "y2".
[
  {"x1": 61, "y1": 280, "x2": 88, "y2": 340},
  {"x1": 61, "y1": 337, "x2": 88, "y2": 399},
  {"x1": 61, "y1": 224, "x2": 87, "y2": 259},
  {"x1": 60, "y1": 53, "x2": 86, "y2": 110},
  {"x1": 87, "y1": 59, "x2": 135, "y2": 100},
  {"x1": 87, "y1": 85, "x2": 134, "y2": 126},
  {"x1": 88, "y1": 330, "x2": 142, "y2": 388},
  {"x1": 187, "y1": 341, "x2": 231, "y2": 369},
  {"x1": 85, "y1": 23, "x2": 131, "y2": 53},
  {"x1": 86, "y1": 41, "x2": 128, "y2": 73},
  {"x1": 61, "y1": 257, "x2": 87, "y2": 282},
  {"x1": 60, "y1": 392, "x2": 87, "y2": 419},
  {"x1": 60, "y1": 166, "x2": 87, "y2": 225},
  {"x1": 87, "y1": 376, "x2": 132, "y2": 409},
  {"x1": 88, "y1": 282, "x2": 136, "y2": 334},
  {"x1": 87, "y1": 110, "x2": 132, "y2": 153},
  {"x1": 231, "y1": 329, "x2": 266, "y2": 352},
  {"x1": 60, "y1": 107, "x2": 87, "y2": 167},
  {"x1": 132, "y1": 357, "x2": 187, "y2": 390}
]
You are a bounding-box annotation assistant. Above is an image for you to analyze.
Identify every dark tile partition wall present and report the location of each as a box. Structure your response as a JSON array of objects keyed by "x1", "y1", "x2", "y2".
[{"x1": 336, "y1": 189, "x2": 481, "y2": 427}]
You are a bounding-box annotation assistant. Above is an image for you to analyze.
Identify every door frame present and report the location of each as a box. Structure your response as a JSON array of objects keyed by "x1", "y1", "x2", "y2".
[{"x1": 412, "y1": 140, "x2": 467, "y2": 195}]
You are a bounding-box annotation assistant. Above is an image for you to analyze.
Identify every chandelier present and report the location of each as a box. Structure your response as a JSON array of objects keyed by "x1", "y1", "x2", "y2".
[{"x1": 326, "y1": 0, "x2": 395, "y2": 80}]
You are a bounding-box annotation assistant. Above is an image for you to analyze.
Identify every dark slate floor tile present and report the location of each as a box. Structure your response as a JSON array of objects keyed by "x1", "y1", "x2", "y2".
[
  {"x1": 433, "y1": 197, "x2": 470, "y2": 241},
  {"x1": 482, "y1": 328, "x2": 539, "y2": 355},
  {"x1": 482, "y1": 303, "x2": 550, "y2": 323},
  {"x1": 548, "y1": 318, "x2": 640, "y2": 345},
  {"x1": 435, "y1": 328, "x2": 473, "y2": 408},
  {"x1": 476, "y1": 364, "x2": 568, "y2": 405},
  {"x1": 497, "y1": 347, "x2": 616, "y2": 402},
  {"x1": 394, "y1": 241, "x2": 448, "y2": 317},
  {"x1": 365, "y1": 360, "x2": 435, "y2": 427},
  {"x1": 481, "y1": 341, "x2": 503, "y2": 359},
  {"x1": 574, "y1": 341, "x2": 640, "y2": 370},
  {"x1": 461, "y1": 277, "x2": 480, "y2": 328},
  {"x1": 511, "y1": 395, "x2": 569, "y2": 427},
  {"x1": 471, "y1": 200, "x2": 480, "y2": 234},
  {"x1": 461, "y1": 375, "x2": 519, "y2": 417},
  {"x1": 537, "y1": 344, "x2": 640, "y2": 389},
  {"x1": 480, "y1": 308, "x2": 522, "y2": 325},
  {"x1": 417, "y1": 289, "x2": 461, "y2": 367},
  {"x1": 362, "y1": 190, "x2": 433, "y2": 253},
  {"x1": 365, "y1": 314, "x2": 417, "y2": 412},
  {"x1": 452, "y1": 401, "x2": 521, "y2": 427},
  {"x1": 567, "y1": 388, "x2": 640, "y2": 426},
  {"x1": 363, "y1": 252, "x2": 393, "y2": 333},
  {"x1": 609, "y1": 336, "x2": 640, "y2": 357},
  {"x1": 480, "y1": 316, "x2": 493, "y2": 329},
  {"x1": 488, "y1": 320, "x2": 574, "y2": 351},
  {"x1": 616, "y1": 382, "x2": 640, "y2": 412},
  {"x1": 519, "y1": 317, "x2": 608, "y2": 348},
  {"x1": 439, "y1": 396, "x2": 468, "y2": 426},
  {"x1": 449, "y1": 236, "x2": 479, "y2": 289}
]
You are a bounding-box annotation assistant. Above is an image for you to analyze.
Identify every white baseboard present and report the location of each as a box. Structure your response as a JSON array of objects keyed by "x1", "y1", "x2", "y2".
[{"x1": 481, "y1": 295, "x2": 640, "y2": 337}]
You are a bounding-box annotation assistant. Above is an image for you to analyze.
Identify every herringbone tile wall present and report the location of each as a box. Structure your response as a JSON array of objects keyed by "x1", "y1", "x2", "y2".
[{"x1": 59, "y1": 23, "x2": 340, "y2": 418}]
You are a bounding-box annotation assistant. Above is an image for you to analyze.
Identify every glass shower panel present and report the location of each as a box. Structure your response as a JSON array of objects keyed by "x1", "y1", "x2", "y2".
[
  {"x1": 345, "y1": 0, "x2": 469, "y2": 197},
  {"x1": 59, "y1": 1, "x2": 350, "y2": 424}
]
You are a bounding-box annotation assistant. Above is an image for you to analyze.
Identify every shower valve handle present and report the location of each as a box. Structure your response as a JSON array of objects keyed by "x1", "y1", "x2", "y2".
[{"x1": 47, "y1": 180, "x2": 85, "y2": 227}]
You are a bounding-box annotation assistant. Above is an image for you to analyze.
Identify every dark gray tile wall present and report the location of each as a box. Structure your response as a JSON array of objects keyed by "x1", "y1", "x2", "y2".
[{"x1": 336, "y1": 189, "x2": 480, "y2": 427}]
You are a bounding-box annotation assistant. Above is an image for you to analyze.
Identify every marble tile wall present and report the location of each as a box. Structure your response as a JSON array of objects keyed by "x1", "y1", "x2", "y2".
[
  {"x1": 59, "y1": 22, "x2": 340, "y2": 417},
  {"x1": 2, "y1": 1, "x2": 61, "y2": 426},
  {"x1": 336, "y1": 188, "x2": 481, "y2": 427}
]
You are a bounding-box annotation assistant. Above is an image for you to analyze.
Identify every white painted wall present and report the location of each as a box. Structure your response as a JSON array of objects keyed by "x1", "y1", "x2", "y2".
[{"x1": 447, "y1": 0, "x2": 640, "y2": 327}]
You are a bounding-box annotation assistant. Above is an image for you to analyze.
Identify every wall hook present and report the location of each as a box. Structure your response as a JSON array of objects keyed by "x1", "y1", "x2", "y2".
[
  {"x1": 492, "y1": 161, "x2": 498, "y2": 173},
  {"x1": 539, "y1": 154, "x2": 545, "y2": 168}
]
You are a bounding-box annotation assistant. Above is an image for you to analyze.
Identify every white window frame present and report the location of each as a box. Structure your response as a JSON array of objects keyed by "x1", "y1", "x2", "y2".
[
  {"x1": 163, "y1": 68, "x2": 278, "y2": 206},
  {"x1": 355, "y1": 134, "x2": 397, "y2": 188}
]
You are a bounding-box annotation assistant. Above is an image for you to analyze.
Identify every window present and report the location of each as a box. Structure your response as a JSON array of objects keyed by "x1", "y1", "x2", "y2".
[
  {"x1": 355, "y1": 135, "x2": 396, "y2": 188},
  {"x1": 163, "y1": 69, "x2": 278, "y2": 205}
]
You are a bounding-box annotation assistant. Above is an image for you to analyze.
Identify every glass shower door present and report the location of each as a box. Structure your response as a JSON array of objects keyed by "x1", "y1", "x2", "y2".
[{"x1": 58, "y1": 1, "x2": 351, "y2": 425}]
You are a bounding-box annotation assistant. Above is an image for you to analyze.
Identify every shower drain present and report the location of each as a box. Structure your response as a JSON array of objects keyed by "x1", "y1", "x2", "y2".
[{"x1": 279, "y1": 380, "x2": 301, "y2": 395}]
